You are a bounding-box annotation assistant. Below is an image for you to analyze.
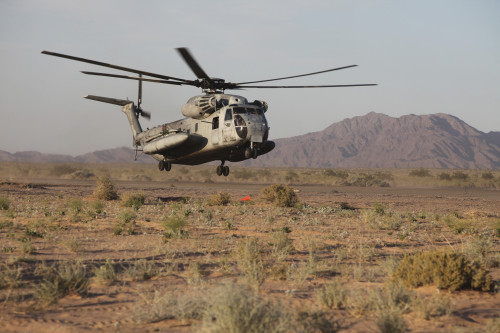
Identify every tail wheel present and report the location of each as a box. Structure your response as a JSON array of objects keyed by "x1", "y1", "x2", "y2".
[
  {"x1": 216, "y1": 165, "x2": 223, "y2": 176},
  {"x1": 223, "y1": 166, "x2": 230, "y2": 177}
]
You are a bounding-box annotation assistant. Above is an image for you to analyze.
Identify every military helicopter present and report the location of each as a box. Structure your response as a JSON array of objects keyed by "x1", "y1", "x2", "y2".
[{"x1": 42, "y1": 48, "x2": 375, "y2": 176}]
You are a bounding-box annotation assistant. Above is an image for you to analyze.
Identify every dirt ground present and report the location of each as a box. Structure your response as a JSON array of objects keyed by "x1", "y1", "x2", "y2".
[{"x1": 0, "y1": 177, "x2": 499, "y2": 332}]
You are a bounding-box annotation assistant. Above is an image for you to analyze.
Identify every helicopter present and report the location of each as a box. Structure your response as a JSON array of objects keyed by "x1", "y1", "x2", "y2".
[{"x1": 42, "y1": 48, "x2": 376, "y2": 176}]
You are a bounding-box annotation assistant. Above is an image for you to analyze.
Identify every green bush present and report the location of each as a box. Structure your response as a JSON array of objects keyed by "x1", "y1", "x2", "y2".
[
  {"x1": 393, "y1": 251, "x2": 493, "y2": 292},
  {"x1": 121, "y1": 192, "x2": 146, "y2": 210},
  {"x1": 438, "y1": 172, "x2": 451, "y2": 180},
  {"x1": 259, "y1": 184, "x2": 298, "y2": 207},
  {"x1": 93, "y1": 176, "x2": 118, "y2": 201},
  {"x1": 481, "y1": 172, "x2": 494, "y2": 180}
]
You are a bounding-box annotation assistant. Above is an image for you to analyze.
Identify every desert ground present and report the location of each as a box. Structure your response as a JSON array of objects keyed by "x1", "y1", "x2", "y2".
[{"x1": 0, "y1": 163, "x2": 499, "y2": 332}]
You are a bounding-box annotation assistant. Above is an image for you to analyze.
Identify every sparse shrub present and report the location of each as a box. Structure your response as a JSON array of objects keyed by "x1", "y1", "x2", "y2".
[
  {"x1": 21, "y1": 239, "x2": 35, "y2": 254},
  {"x1": 94, "y1": 260, "x2": 117, "y2": 285},
  {"x1": 236, "y1": 237, "x2": 267, "y2": 292},
  {"x1": 133, "y1": 289, "x2": 205, "y2": 323},
  {"x1": 438, "y1": 172, "x2": 451, "y2": 180},
  {"x1": 409, "y1": 168, "x2": 431, "y2": 177},
  {"x1": 35, "y1": 261, "x2": 89, "y2": 305},
  {"x1": 324, "y1": 169, "x2": 349, "y2": 179},
  {"x1": 0, "y1": 196, "x2": 10, "y2": 210},
  {"x1": 393, "y1": 251, "x2": 493, "y2": 292},
  {"x1": 121, "y1": 192, "x2": 146, "y2": 210},
  {"x1": 207, "y1": 192, "x2": 231, "y2": 206},
  {"x1": 451, "y1": 171, "x2": 468, "y2": 180},
  {"x1": 481, "y1": 172, "x2": 494, "y2": 180},
  {"x1": 259, "y1": 184, "x2": 299, "y2": 207},
  {"x1": 163, "y1": 215, "x2": 188, "y2": 238},
  {"x1": 374, "y1": 203, "x2": 386, "y2": 215},
  {"x1": 200, "y1": 284, "x2": 291, "y2": 333},
  {"x1": 0, "y1": 263, "x2": 22, "y2": 289},
  {"x1": 295, "y1": 311, "x2": 341, "y2": 333},
  {"x1": 114, "y1": 210, "x2": 137, "y2": 235},
  {"x1": 339, "y1": 202, "x2": 356, "y2": 210},
  {"x1": 271, "y1": 231, "x2": 294, "y2": 261},
  {"x1": 414, "y1": 294, "x2": 452, "y2": 320},
  {"x1": 376, "y1": 309, "x2": 407, "y2": 333},
  {"x1": 93, "y1": 175, "x2": 118, "y2": 201},
  {"x1": 317, "y1": 279, "x2": 346, "y2": 310},
  {"x1": 123, "y1": 259, "x2": 158, "y2": 281}
]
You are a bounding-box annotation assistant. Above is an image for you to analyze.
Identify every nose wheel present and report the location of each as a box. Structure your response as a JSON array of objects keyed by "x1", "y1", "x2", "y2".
[
  {"x1": 216, "y1": 162, "x2": 230, "y2": 177},
  {"x1": 245, "y1": 147, "x2": 258, "y2": 159},
  {"x1": 158, "y1": 160, "x2": 172, "y2": 172}
]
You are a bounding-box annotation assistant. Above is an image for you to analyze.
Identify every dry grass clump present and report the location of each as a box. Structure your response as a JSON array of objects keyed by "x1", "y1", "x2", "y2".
[
  {"x1": 409, "y1": 168, "x2": 431, "y2": 177},
  {"x1": 317, "y1": 279, "x2": 346, "y2": 310},
  {"x1": 206, "y1": 192, "x2": 231, "y2": 206},
  {"x1": 121, "y1": 192, "x2": 146, "y2": 210},
  {"x1": 113, "y1": 210, "x2": 137, "y2": 235},
  {"x1": 0, "y1": 196, "x2": 10, "y2": 210},
  {"x1": 123, "y1": 259, "x2": 158, "y2": 281},
  {"x1": 393, "y1": 251, "x2": 493, "y2": 292},
  {"x1": 93, "y1": 260, "x2": 117, "y2": 285},
  {"x1": 199, "y1": 284, "x2": 292, "y2": 333},
  {"x1": 93, "y1": 176, "x2": 118, "y2": 201},
  {"x1": 34, "y1": 261, "x2": 89, "y2": 306},
  {"x1": 259, "y1": 184, "x2": 298, "y2": 207},
  {"x1": 163, "y1": 215, "x2": 188, "y2": 238},
  {"x1": 0, "y1": 263, "x2": 22, "y2": 289},
  {"x1": 133, "y1": 288, "x2": 205, "y2": 323},
  {"x1": 235, "y1": 238, "x2": 267, "y2": 292}
]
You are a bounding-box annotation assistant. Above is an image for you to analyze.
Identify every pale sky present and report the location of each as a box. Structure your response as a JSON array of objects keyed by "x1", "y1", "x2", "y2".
[{"x1": 1, "y1": 0, "x2": 499, "y2": 155}]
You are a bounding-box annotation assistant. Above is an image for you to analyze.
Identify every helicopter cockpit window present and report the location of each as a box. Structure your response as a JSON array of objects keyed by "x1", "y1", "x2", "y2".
[
  {"x1": 233, "y1": 107, "x2": 247, "y2": 114},
  {"x1": 212, "y1": 117, "x2": 219, "y2": 130},
  {"x1": 224, "y1": 109, "x2": 232, "y2": 121}
]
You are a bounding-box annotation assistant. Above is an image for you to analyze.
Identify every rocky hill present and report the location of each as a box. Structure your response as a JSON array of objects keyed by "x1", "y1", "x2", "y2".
[
  {"x1": 244, "y1": 112, "x2": 500, "y2": 169},
  {"x1": 2, "y1": 113, "x2": 499, "y2": 169}
]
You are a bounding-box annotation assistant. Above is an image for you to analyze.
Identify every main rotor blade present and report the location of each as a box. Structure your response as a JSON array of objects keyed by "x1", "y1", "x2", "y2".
[
  {"x1": 42, "y1": 50, "x2": 192, "y2": 84},
  {"x1": 176, "y1": 47, "x2": 213, "y2": 81},
  {"x1": 81, "y1": 71, "x2": 185, "y2": 85},
  {"x1": 234, "y1": 65, "x2": 359, "y2": 85},
  {"x1": 233, "y1": 83, "x2": 378, "y2": 89}
]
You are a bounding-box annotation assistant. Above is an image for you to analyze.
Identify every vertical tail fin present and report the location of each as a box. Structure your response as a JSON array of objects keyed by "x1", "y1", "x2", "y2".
[{"x1": 84, "y1": 95, "x2": 143, "y2": 146}]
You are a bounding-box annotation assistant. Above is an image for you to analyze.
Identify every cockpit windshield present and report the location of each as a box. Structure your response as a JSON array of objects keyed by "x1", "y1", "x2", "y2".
[{"x1": 233, "y1": 107, "x2": 263, "y2": 116}]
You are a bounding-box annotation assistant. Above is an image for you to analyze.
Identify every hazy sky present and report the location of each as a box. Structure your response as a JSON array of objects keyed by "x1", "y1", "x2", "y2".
[{"x1": 1, "y1": 0, "x2": 499, "y2": 155}]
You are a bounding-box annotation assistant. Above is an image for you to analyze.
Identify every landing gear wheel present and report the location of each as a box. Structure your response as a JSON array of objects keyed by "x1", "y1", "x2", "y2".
[
  {"x1": 165, "y1": 161, "x2": 172, "y2": 172},
  {"x1": 252, "y1": 149, "x2": 258, "y2": 159},
  {"x1": 158, "y1": 160, "x2": 165, "y2": 171},
  {"x1": 216, "y1": 165, "x2": 223, "y2": 176},
  {"x1": 222, "y1": 166, "x2": 230, "y2": 177},
  {"x1": 244, "y1": 147, "x2": 252, "y2": 159}
]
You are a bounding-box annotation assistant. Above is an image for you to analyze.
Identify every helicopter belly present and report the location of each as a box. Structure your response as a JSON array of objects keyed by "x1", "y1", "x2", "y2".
[{"x1": 143, "y1": 133, "x2": 189, "y2": 154}]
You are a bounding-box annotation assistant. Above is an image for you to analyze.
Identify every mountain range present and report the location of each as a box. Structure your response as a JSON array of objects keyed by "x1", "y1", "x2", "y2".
[{"x1": 1, "y1": 113, "x2": 499, "y2": 169}]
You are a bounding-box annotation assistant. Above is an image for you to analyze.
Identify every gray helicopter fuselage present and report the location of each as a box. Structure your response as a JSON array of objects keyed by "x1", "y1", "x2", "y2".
[{"x1": 133, "y1": 93, "x2": 272, "y2": 165}]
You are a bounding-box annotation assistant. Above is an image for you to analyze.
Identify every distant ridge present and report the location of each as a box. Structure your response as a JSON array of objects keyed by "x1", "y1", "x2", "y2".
[
  {"x1": 242, "y1": 112, "x2": 500, "y2": 169},
  {"x1": 0, "y1": 147, "x2": 153, "y2": 164},
  {"x1": 1, "y1": 113, "x2": 499, "y2": 169}
]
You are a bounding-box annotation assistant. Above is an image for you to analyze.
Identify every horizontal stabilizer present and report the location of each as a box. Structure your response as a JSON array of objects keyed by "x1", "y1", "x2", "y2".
[{"x1": 84, "y1": 95, "x2": 133, "y2": 106}]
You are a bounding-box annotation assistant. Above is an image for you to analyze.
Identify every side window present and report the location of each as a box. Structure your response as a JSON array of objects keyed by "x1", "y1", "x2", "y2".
[
  {"x1": 212, "y1": 117, "x2": 219, "y2": 130},
  {"x1": 224, "y1": 109, "x2": 232, "y2": 121}
]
